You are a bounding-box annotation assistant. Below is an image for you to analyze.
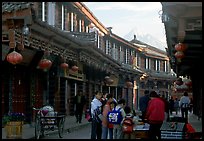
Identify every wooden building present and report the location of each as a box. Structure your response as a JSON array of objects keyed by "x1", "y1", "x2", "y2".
[
  {"x1": 2, "y1": 2, "x2": 176, "y2": 122},
  {"x1": 161, "y1": 2, "x2": 202, "y2": 118}
]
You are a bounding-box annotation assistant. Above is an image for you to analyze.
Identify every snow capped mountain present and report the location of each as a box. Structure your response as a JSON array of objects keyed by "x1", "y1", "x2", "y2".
[{"x1": 123, "y1": 28, "x2": 167, "y2": 51}]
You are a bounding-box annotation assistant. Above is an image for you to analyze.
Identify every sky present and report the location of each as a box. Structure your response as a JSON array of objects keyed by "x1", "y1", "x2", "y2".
[{"x1": 83, "y1": 2, "x2": 167, "y2": 51}]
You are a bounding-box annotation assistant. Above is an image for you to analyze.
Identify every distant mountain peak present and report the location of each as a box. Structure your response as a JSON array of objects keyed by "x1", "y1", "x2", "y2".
[{"x1": 123, "y1": 28, "x2": 167, "y2": 51}]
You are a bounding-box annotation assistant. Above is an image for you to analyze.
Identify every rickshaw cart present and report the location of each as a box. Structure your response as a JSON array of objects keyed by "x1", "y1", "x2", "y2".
[{"x1": 33, "y1": 106, "x2": 65, "y2": 139}]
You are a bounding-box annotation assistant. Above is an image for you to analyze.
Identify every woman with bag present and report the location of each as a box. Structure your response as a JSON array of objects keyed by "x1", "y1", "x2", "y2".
[{"x1": 101, "y1": 93, "x2": 114, "y2": 139}]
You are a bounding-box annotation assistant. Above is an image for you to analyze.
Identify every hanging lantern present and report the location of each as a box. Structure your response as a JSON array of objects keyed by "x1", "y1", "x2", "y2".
[
  {"x1": 126, "y1": 81, "x2": 133, "y2": 88},
  {"x1": 38, "y1": 59, "x2": 52, "y2": 70},
  {"x1": 175, "y1": 43, "x2": 187, "y2": 51},
  {"x1": 105, "y1": 76, "x2": 110, "y2": 81},
  {"x1": 175, "y1": 84, "x2": 188, "y2": 92},
  {"x1": 175, "y1": 78, "x2": 183, "y2": 86},
  {"x1": 175, "y1": 51, "x2": 185, "y2": 59},
  {"x1": 6, "y1": 50, "x2": 23, "y2": 65},
  {"x1": 185, "y1": 80, "x2": 192, "y2": 87},
  {"x1": 71, "y1": 65, "x2": 78, "y2": 72},
  {"x1": 106, "y1": 78, "x2": 114, "y2": 85},
  {"x1": 60, "y1": 62, "x2": 69, "y2": 69}
]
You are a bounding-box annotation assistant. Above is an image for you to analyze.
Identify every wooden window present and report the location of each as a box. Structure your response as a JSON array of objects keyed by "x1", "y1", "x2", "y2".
[
  {"x1": 105, "y1": 40, "x2": 109, "y2": 55},
  {"x1": 79, "y1": 19, "x2": 81, "y2": 32},
  {"x1": 73, "y1": 13, "x2": 77, "y2": 32},
  {"x1": 145, "y1": 57, "x2": 148, "y2": 69},
  {"x1": 155, "y1": 59, "x2": 160, "y2": 71},
  {"x1": 47, "y1": 2, "x2": 55, "y2": 26},
  {"x1": 115, "y1": 44, "x2": 119, "y2": 61},
  {"x1": 119, "y1": 46, "x2": 124, "y2": 63},
  {"x1": 61, "y1": 4, "x2": 64, "y2": 30},
  {"x1": 125, "y1": 48, "x2": 130, "y2": 64},
  {"x1": 112, "y1": 43, "x2": 116, "y2": 60},
  {"x1": 71, "y1": 12, "x2": 74, "y2": 31}
]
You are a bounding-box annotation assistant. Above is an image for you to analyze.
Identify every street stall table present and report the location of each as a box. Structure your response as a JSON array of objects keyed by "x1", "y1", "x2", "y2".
[{"x1": 132, "y1": 123, "x2": 149, "y2": 139}]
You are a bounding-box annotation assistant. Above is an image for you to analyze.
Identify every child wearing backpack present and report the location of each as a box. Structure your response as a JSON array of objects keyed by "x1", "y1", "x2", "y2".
[
  {"x1": 122, "y1": 106, "x2": 134, "y2": 139},
  {"x1": 107, "y1": 100, "x2": 117, "y2": 139},
  {"x1": 112, "y1": 98, "x2": 126, "y2": 139}
]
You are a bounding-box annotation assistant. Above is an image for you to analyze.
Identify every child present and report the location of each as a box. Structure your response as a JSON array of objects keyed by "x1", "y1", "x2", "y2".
[
  {"x1": 107, "y1": 100, "x2": 117, "y2": 139},
  {"x1": 123, "y1": 106, "x2": 134, "y2": 139},
  {"x1": 113, "y1": 98, "x2": 126, "y2": 139}
]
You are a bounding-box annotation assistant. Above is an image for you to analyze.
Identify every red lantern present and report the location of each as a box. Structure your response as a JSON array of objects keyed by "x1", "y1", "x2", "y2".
[
  {"x1": 175, "y1": 43, "x2": 187, "y2": 51},
  {"x1": 175, "y1": 78, "x2": 183, "y2": 86},
  {"x1": 185, "y1": 80, "x2": 192, "y2": 87},
  {"x1": 38, "y1": 59, "x2": 52, "y2": 70},
  {"x1": 126, "y1": 81, "x2": 133, "y2": 88},
  {"x1": 71, "y1": 65, "x2": 78, "y2": 72},
  {"x1": 175, "y1": 51, "x2": 184, "y2": 59},
  {"x1": 60, "y1": 62, "x2": 69, "y2": 69},
  {"x1": 6, "y1": 51, "x2": 23, "y2": 65}
]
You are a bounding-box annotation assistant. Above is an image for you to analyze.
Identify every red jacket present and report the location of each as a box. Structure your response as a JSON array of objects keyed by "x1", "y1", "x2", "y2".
[{"x1": 145, "y1": 97, "x2": 165, "y2": 124}]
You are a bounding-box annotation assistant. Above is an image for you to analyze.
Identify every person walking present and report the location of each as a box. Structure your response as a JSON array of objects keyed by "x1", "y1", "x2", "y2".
[
  {"x1": 174, "y1": 98, "x2": 179, "y2": 115},
  {"x1": 139, "y1": 90, "x2": 150, "y2": 121},
  {"x1": 90, "y1": 91, "x2": 103, "y2": 139},
  {"x1": 101, "y1": 93, "x2": 114, "y2": 139},
  {"x1": 145, "y1": 91, "x2": 165, "y2": 139},
  {"x1": 169, "y1": 96, "x2": 175, "y2": 115},
  {"x1": 179, "y1": 91, "x2": 190, "y2": 122},
  {"x1": 73, "y1": 90, "x2": 86, "y2": 123},
  {"x1": 113, "y1": 98, "x2": 126, "y2": 139},
  {"x1": 189, "y1": 98, "x2": 193, "y2": 113}
]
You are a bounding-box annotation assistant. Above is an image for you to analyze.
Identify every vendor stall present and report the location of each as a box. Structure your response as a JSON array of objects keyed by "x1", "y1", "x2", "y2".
[{"x1": 133, "y1": 123, "x2": 149, "y2": 139}]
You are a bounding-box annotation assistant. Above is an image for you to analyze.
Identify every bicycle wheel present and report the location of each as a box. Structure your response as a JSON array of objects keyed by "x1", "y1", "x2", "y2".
[
  {"x1": 58, "y1": 117, "x2": 65, "y2": 138},
  {"x1": 35, "y1": 116, "x2": 41, "y2": 139}
]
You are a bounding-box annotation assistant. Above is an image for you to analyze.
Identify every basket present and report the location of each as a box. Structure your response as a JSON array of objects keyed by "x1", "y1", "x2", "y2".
[{"x1": 6, "y1": 121, "x2": 23, "y2": 139}]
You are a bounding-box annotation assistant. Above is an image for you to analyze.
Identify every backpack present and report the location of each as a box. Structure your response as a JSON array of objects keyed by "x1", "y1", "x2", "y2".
[
  {"x1": 107, "y1": 107, "x2": 123, "y2": 124},
  {"x1": 122, "y1": 117, "x2": 134, "y2": 134}
]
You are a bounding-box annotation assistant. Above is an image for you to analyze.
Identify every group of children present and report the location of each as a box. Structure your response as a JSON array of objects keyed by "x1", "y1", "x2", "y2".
[{"x1": 89, "y1": 91, "x2": 135, "y2": 139}]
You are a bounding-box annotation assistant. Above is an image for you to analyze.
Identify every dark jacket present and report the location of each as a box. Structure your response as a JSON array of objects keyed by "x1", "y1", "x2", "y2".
[
  {"x1": 74, "y1": 95, "x2": 86, "y2": 109},
  {"x1": 139, "y1": 95, "x2": 150, "y2": 112}
]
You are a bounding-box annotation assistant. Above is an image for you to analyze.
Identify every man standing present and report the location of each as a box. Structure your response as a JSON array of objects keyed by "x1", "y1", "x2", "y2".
[
  {"x1": 145, "y1": 91, "x2": 165, "y2": 139},
  {"x1": 179, "y1": 91, "x2": 190, "y2": 122},
  {"x1": 74, "y1": 90, "x2": 86, "y2": 123},
  {"x1": 91, "y1": 91, "x2": 103, "y2": 139},
  {"x1": 139, "y1": 90, "x2": 150, "y2": 121}
]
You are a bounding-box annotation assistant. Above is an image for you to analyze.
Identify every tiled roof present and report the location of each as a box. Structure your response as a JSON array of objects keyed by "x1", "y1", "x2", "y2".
[
  {"x1": 146, "y1": 49, "x2": 167, "y2": 58},
  {"x1": 2, "y1": 2, "x2": 33, "y2": 13}
]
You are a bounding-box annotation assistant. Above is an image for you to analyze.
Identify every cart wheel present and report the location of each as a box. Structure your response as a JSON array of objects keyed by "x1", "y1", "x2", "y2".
[
  {"x1": 35, "y1": 116, "x2": 41, "y2": 139},
  {"x1": 58, "y1": 118, "x2": 65, "y2": 138}
]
